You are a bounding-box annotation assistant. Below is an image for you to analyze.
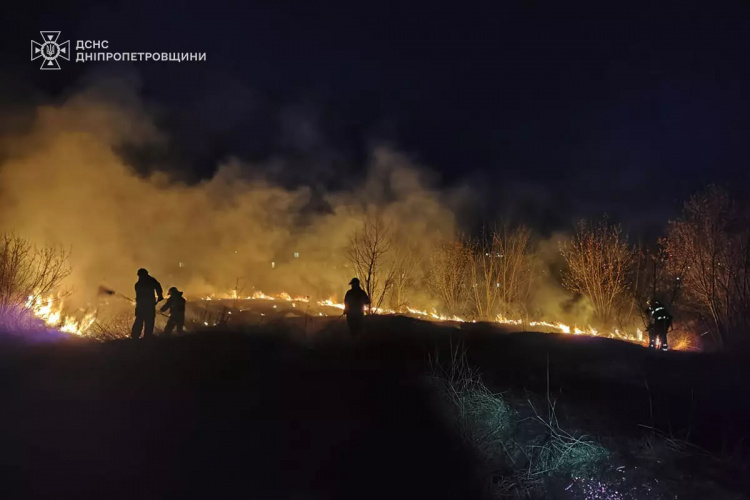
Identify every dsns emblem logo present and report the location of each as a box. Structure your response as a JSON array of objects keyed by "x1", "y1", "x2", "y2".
[{"x1": 31, "y1": 31, "x2": 70, "y2": 70}]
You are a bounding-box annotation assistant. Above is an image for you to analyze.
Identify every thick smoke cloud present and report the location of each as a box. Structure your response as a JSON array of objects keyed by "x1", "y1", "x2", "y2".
[
  {"x1": 0, "y1": 78, "x2": 458, "y2": 311},
  {"x1": 0, "y1": 76, "x2": 601, "y2": 332}
]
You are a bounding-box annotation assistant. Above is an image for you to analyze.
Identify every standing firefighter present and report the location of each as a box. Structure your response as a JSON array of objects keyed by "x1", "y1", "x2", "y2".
[
  {"x1": 160, "y1": 287, "x2": 186, "y2": 336},
  {"x1": 131, "y1": 268, "x2": 164, "y2": 340},
  {"x1": 344, "y1": 277, "x2": 370, "y2": 337},
  {"x1": 646, "y1": 298, "x2": 673, "y2": 351}
]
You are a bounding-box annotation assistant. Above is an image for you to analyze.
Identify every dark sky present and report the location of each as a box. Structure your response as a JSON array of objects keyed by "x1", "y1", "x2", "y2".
[{"x1": 3, "y1": 1, "x2": 749, "y2": 236}]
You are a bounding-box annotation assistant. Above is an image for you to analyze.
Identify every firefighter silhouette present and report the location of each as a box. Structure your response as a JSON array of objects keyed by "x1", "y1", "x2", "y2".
[
  {"x1": 344, "y1": 278, "x2": 370, "y2": 337},
  {"x1": 160, "y1": 286, "x2": 186, "y2": 335},
  {"x1": 645, "y1": 298, "x2": 673, "y2": 351},
  {"x1": 131, "y1": 268, "x2": 163, "y2": 339}
]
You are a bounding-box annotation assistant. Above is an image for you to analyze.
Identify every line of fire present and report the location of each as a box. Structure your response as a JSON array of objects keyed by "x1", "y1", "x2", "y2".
[{"x1": 10, "y1": 196, "x2": 743, "y2": 353}]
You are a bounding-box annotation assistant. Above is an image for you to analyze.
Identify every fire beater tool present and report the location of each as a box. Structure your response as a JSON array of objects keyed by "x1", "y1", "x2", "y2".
[{"x1": 98, "y1": 285, "x2": 171, "y2": 320}]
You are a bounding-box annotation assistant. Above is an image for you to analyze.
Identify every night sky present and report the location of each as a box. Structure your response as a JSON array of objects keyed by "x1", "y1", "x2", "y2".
[{"x1": 3, "y1": 1, "x2": 749, "y2": 237}]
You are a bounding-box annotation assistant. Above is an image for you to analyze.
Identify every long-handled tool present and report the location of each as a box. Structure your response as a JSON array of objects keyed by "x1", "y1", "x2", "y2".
[
  {"x1": 98, "y1": 285, "x2": 171, "y2": 320},
  {"x1": 98, "y1": 285, "x2": 135, "y2": 303}
]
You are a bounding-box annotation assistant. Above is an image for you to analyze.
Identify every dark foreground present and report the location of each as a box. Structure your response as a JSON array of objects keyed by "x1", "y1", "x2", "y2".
[{"x1": 1, "y1": 318, "x2": 749, "y2": 499}]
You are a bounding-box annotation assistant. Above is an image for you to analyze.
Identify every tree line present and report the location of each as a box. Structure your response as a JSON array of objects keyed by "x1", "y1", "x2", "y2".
[
  {"x1": 347, "y1": 186, "x2": 750, "y2": 350},
  {"x1": 2, "y1": 185, "x2": 748, "y2": 350}
]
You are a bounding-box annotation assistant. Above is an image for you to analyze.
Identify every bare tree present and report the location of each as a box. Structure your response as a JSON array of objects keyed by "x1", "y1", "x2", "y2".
[
  {"x1": 0, "y1": 233, "x2": 71, "y2": 327},
  {"x1": 346, "y1": 214, "x2": 397, "y2": 313},
  {"x1": 467, "y1": 237, "x2": 500, "y2": 321},
  {"x1": 467, "y1": 224, "x2": 536, "y2": 321},
  {"x1": 559, "y1": 219, "x2": 634, "y2": 326},
  {"x1": 628, "y1": 245, "x2": 675, "y2": 326},
  {"x1": 428, "y1": 239, "x2": 471, "y2": 316},
  {"x1": 389, "y1": 238, "x2": 419, "y2": 312},
  {"x1": 0, "y1": 233, "x2": 70, "y2": 308},
  {"x1": 492, "y1": 224, "x2": 535, "y2": 319},
  {"x1": 663, "y1": 186, "x2": 750, "y2": 347}
]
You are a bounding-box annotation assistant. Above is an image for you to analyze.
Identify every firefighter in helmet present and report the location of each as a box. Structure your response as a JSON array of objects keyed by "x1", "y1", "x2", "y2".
[
  {"x1": 160, "y1": 286, "x2": 186, "y2": 335},
  {"x1": 131, "y1": 268, "x2": 164, "y2": 339},
  {"x1": 645, "y1": 298, "x2": 673, "y2": 351},
  {"x1": 344, "y1": 278, "x2": 370, "y2": 337}
]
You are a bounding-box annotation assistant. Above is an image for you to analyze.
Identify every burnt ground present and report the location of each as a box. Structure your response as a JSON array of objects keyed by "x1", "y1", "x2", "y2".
[{"x1": 1, "y1": 316, "x2": 749, "y2": 499}]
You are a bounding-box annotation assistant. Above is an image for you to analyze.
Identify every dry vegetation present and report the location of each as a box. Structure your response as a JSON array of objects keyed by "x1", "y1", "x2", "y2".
[
  {"x1": 428, "y1": 240, "x2": 472, "y2": 317},
  {"x1": 0, "y1": 233, "x2": 70, "y2": 330},
  {"x1": 663, "y1": 186, "x2": 750, "y2": 348},
  {"x1": 343, "y1": 187, "x2": 750, "y2": 351},
  {"x1": 4, "y1": 182, "x2": 750, "y2": 351},
  {"x1": 559, "y1": 219, "x2": 634, "y2": 327},
  {"x1": 0, "y1": 233, "x2": 70, "y2": 308},
  {"x1": 428, "y1": 344, "x2": 609, "y2": 498},
  {"x1": 346, "y1": 214, "x2": 398, "y2": 313}
]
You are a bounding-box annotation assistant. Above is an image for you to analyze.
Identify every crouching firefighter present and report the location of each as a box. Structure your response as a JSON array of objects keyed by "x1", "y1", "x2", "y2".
[
  {"x1": 160, "y1": 287, "x2": 186, "y2": 336},
  {"x1": 646, "y1": 298, "x2": 673, "y2": 351},
  {"x1": 131, "y1": 268, "x2": 164, "y2": 339},
  {"x1": 344, "y1": 278, "x2": 370, "y2": 338}
]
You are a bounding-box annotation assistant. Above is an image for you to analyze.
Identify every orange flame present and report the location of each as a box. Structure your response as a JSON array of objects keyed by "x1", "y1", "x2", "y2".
[
  {"x1": 25, "y1": 295, "x2": 96, "y2": 336},
  {"x1": 197, "y1": 289, "x2": 691, "y2": 349}
]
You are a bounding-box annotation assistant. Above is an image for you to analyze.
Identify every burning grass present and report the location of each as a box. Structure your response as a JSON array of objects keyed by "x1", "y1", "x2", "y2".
[
  {"x1": 24, "y1": 294, "x2": 97, "y2": 336},
  {"x1": 197, "y1": 289, "x2": 684, "y2": 350},
  {"x1": 15, "y1": 284, "x2": 696, "y2": 351}
]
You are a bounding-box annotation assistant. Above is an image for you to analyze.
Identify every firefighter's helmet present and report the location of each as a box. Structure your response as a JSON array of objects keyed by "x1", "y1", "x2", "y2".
[{"x1": 647, "y1": 297, "x2": 663, "y2": 307}]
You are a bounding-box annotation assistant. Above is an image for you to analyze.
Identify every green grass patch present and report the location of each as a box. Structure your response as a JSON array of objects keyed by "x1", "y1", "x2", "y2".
[{"x1": 428, "y1": 343, "x2": 609, "y2": 498}]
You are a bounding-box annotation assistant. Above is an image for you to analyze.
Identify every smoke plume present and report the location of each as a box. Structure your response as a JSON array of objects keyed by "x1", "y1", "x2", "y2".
[{"x1": 0, "y1": 79, "x2": 458, "y2": 312}]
